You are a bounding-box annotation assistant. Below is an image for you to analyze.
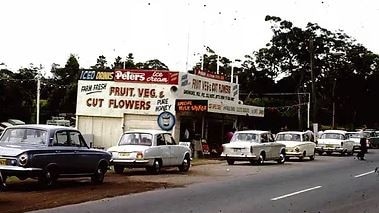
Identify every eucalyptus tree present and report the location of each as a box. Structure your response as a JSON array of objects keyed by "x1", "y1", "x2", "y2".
[
  {"x1": 48, "y1": 54, "x2": 80, "y2": 116},
  {"x1": 92, "y1": 55, "x2": 109, "y2": 70},
  {"x1": 135, "y1": 59, "x2": 169, "y2": 70},
  {"x1": 255, "y1": 15, "x2": 379, "y2": 128}
]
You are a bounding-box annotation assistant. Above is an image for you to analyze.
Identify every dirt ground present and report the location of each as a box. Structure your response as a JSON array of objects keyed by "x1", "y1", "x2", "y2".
[{"x1": 0, "y1": 159, "x2": 226, "y2": 213}]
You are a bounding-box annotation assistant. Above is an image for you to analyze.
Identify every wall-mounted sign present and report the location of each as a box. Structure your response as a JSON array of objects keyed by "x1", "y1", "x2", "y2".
[
  {"x1": 79, "y1": 70, "x2": 114, "y2": 81},
  {"x1": 194, "y1": 68, "x2": 225, "y2": 81},
  {"x1": 175, "y1": 100, "x2": 208, "y2": 112},
  {"x1": 157, "y1": 111, "x2": 176, "y2": 131},
  {"x1": 76, "y1": 80, "x2": 176, "y2": 117},
  {"x1": 114, "y1": 69, "x2": 179, "y2": 85}
]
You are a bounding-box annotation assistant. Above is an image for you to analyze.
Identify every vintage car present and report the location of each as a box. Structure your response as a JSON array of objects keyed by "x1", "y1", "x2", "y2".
[
  {"x1": 346, "y1": 131, "x2": 362, "y2": 151},
  {"x1": 0, "y1": 124, "x2": 112, "y2": 187},
  {"x1": 275, "y1": 131, "x2": 316, "y2": 160},
  {"x1": 107, "y1": 129, "x2": 191, "y2": 174},
  {"x1": 220, "y1": 130, "x2": 286, "y2": 165},
  {"x1": 316, "y1": 130, "x2": 354, "y2": 155}
]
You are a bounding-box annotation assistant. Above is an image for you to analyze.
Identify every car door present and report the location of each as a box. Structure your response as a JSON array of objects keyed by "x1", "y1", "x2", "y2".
[
  {"x1": 164, "y1": 133, "x2": 180, "y2": 165},
  {"x1": 53, "y1": 130, "x2": 78, "y2": 174},
  {"x1": 260, "y1": 133, "x2": 272, "y2": 159},
  {"x1": 69, "y1": 130, "x2": 97, "y2": 173},
  {"x1": 156, "y1": 134, "x2": 171, "y2": 166}
]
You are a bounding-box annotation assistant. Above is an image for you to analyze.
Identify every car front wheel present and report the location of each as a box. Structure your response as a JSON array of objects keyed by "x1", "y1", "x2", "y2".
[{"x1": 39, "y1": 167, "x2": 58, "y2": 187}]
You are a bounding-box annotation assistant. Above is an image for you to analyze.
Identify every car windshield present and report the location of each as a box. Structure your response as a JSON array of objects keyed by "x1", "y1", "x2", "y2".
[
  {"x1": 231, "y1": 133, "x2": 258, "y2": 142},
  {"x1": 347, "y1": 132, "x2": 360, "y2": 138},
  {"x1": 276, "y1": 133, "x2": 301, "y2": 141},
  {"x1": 321, "y1": 133, "x2": 344, "y2": 140},
  {"x1": 118, "y1": 133, "x2": 153, "y2": 146},
  {"x1": 0, "y1": 128, "x2": 48, "y2": 145}
]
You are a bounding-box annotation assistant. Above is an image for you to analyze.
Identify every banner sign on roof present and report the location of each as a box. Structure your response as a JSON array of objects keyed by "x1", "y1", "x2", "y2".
[{"x1": 114, "y1": 69, "x2": 179, "y2": 85}]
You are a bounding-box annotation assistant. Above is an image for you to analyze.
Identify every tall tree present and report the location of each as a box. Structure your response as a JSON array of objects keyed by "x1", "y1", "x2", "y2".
[
  {"x1": 48, "y1": 54, "x2": 80, "y2": 115},
  {"x1": 91, "y1": 55, "x2": 109, "y2": 70}
]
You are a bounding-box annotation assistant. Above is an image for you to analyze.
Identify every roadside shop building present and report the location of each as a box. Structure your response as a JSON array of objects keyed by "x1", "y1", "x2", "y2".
[{"x1": 75, "y1": 69, "x2": 264, "y2": 150}]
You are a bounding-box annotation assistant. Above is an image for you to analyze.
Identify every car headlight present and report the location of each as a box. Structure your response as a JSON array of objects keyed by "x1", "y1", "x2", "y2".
[
  {"x1": 18, "y1": 153, "x2": 28, "y2": 167},
  {"x1": 294, "y1": 147, "x2": 300, "y2": 152},
  {"x1": 136, "y1": 152, "x2": 144, "y2": 159}
]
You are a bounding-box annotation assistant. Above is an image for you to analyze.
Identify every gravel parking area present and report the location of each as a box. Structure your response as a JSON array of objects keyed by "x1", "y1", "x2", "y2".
[{"x1": 0, "y1": 158, "x2": 228, "y2": 213}]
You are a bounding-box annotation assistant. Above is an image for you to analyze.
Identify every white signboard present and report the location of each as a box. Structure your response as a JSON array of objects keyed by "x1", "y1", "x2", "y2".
[
  {"x1": 207, "y1": 99, "x2": 264, "y2": 117},
  {"x1": 76, "y1": 81, "x2": 176, "y2": 117},
  {"x1": 178, "y1": 73, "x2": 264, "y2": 117},
  {"x1": 178, "y1": 73, "x2": 239, "y2": 101}
]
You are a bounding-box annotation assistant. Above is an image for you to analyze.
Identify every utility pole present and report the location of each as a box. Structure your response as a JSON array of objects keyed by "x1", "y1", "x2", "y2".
[
  {"x1": 309, "y1": 37, "x2": 317, "y2": 123},
  {"x1": 36, "y1": 71, "x2": 42, "y2": 124}
]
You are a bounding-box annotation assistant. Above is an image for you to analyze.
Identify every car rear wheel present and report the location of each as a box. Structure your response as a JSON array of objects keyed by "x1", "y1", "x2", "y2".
[
  {"x1": 113, "y1": 165, "x2": 124, "y2": 174},
  {"x1": 178, "y1": 155, "x2": 191, "y2": 172},
  {"x1": 147, "y1": 159, "x2": 161, "y2": 174},
  {"x1": 256, "y1": 154, "x2": 264, "y2": 165},
  {"x1": 277, "y1": 153, "x2": 285, "y2": 164},
  {"x1": 91, "y1": 163, "x2": 107, "y2": 184},
  {"x1": 309, "y1": 152, "x2": 315, "y2": 160}
]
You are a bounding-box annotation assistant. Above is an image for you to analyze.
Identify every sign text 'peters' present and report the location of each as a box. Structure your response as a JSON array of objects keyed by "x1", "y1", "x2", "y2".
[{"x1": 113, "y1": 70, "x2": 179, "y2": 85}]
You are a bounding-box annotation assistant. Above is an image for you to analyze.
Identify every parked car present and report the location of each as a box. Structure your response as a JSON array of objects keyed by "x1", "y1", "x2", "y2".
[
  {"x1": 275, "y1": 131, "x2": 316, "y2": 160},
  {"x1": 220, "y1": 130, "x2": 286, "y2": 165},
  {"x1": 107, "y1": 129, "x2": 192, "y2": 174},
  {"x1": 346, "y1": 131, "x2": 362, "y2": 152},
  {"x1": 316, "y1": 130, "x2": 354, "y2": 156},
  {"x1": 363, "y1": 130, "x2": 378, "y2": 148},
  {"x1": 0, "y1": 124, "x2": 112, "y2": 187},
  {"x1": 371, "y1": 131, "x2": 379, "y2": 148}
]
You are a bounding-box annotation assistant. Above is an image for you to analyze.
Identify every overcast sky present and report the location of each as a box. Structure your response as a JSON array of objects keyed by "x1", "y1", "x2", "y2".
[{"x1": 1, "y1": 0, "x2": 378, "y2": 73}]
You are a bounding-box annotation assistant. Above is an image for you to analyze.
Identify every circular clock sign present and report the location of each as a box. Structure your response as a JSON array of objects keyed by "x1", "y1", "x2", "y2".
[{"x1": 157, "y1": 111, "x2": 176, "y2": 131}]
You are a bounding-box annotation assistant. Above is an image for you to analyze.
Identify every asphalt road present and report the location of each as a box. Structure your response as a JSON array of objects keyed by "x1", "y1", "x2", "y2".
[{"x1": 31, "y1": 150, "x2": 379, "y2": 213}]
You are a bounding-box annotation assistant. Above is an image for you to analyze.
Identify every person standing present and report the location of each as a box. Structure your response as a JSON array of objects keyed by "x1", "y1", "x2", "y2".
[
  {"x1": 357, "y1": 132, "x2": 367, "y2": 160},
  {"x1": 226, "y1": 128, "x2": 236, "y2": 142}
]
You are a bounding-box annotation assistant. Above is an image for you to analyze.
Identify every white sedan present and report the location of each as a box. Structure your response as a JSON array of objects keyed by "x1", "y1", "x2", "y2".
[
  {"x1": 275, "y1": 131, "x2": 316, "y2": 161},
  {"x1": 107, "y1": 129, "x2": 191, "y2": 174},
  {"x1": 316, "y1": 130, "x2": 354, "y2": 156},
  {"x1": 221, "y1": 130, "x2": 286, "y2": 165}
]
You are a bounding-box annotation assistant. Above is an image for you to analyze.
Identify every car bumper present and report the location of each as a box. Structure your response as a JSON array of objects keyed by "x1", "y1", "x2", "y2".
[
  {"x1": 220, "y1": 153, "x2": 257, "y2": 161},
  {"x1": 315, "y1": 147, "x2": 344, "y2": 152},
  {"x1": 110, "y1": 158, "x2": 153, "y2": 167},
  {"x1": 0, "y1": 165, "x2": 43, "y2": 177},
  {"x1": 285, "y1": 152, "x2": 304, "y2": 157}
]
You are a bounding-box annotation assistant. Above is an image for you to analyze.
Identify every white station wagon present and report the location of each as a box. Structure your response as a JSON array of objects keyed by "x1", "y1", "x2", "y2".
[
  {"x1": 107, "y1": 130, "x2": 191, "y2": 174},
  {"x1": 275, "y1": 131, "x2": 316, "y2": 161},
  {"x1": 221, "y1": 130, "x2": 286, "y2": 165},
  {"x1": 316, "y1": 130, "x2": 354, "y2": 156}
]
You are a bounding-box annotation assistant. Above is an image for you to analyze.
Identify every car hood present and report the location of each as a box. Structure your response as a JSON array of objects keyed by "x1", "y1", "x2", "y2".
[
  {"x1": 317, "y1": 139, "x2": 343, "y2": 145},
  {"x1": 223, "y1": 141, "x2": 260, "y2": 148},
  {"x1": 0, "y1": 144, "x2": 43, "y2": 157},
  {"x1": 276, "y1": 141, "x2": 308, "y2": 148},
  {"x1": 107, "y1": 145, "x2": 150, "y2": 152}
]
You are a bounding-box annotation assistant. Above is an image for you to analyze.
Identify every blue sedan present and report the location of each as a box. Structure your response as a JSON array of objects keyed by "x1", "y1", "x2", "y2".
[{"x1": 0, "y1": 124, "x2": 112, "y2": 188}]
